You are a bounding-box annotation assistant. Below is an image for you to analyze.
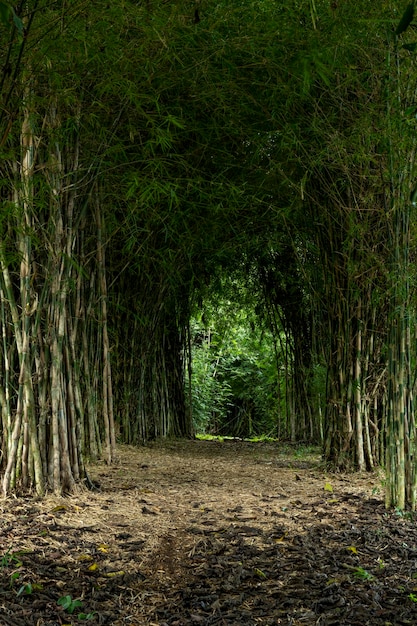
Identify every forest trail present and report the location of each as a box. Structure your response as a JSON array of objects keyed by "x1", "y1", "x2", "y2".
[{"x1": 1, "y1": 440, "x2": 417, "y2": 625}]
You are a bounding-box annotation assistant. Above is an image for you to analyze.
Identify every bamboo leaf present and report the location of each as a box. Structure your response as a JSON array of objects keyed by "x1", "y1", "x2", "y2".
[
  {"x1": 51, "y1": 505, "x2": 70, "y2": 513},
  {"x1": 410, "y1": 186, "x2": 417, "y2": 205},
  {"x1": 12, "y1": 10, "x2": 23, "y2": 35},
  {"x1": 396, "y1": 2, "x2": 414, "y2": 36}
]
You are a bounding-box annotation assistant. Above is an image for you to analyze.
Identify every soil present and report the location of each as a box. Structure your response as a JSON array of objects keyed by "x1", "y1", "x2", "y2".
[{"x1": 1, "y1": 439, "x2": 417, "y2": 626}]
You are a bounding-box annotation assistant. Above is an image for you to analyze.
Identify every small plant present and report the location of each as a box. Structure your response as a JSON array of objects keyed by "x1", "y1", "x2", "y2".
[
  {"x1": 1, "y1": 549, "x2": 22, "y2": 568},
  {"x1": 1, "y1": 549, "x2": 24, "y2": 589},
  {"x1": 58, "y1": 595, "x2": 83, "y2": 614},
  {"x1": 408, "y1": 593, "x2": 417, "y2": 603},
  {"x1": 395, "y1": 507, "x2": 415, "y2": 521},
  {"x1": 17, "y1": 583, "x2": 33, "y2": 597},
  {"x1": 353, "y1": 567, "x2": 374, "y2": 581},
  {"x1": 57, "y1": 595, "x2": 95, "y2": 620}
]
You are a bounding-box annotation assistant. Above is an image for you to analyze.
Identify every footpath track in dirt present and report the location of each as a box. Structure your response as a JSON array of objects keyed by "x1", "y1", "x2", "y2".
[{"x1": 0, "y1": 440, "x2": 417, "y2": 625}]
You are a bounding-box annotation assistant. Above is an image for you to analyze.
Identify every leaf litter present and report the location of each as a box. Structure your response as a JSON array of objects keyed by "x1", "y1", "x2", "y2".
[{"x1": 0, "y1": 439, "x2": 417, "y2": 625}]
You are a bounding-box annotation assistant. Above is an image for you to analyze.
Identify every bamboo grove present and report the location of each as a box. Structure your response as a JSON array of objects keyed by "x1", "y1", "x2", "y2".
[{"x1": 0, "y1": 0, "x2": 417, "y2": 508}]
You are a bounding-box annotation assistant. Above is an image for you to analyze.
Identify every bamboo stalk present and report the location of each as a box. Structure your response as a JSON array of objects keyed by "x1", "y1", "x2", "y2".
[
  {"x1": 355, "y1": 300, "x2": 365, "y2": 471},
  {"x1": 95, "y1": 196, "x2": 115, "y2": 463}
]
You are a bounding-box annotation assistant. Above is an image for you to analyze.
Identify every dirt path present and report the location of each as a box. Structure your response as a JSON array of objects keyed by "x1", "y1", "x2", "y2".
[{"x1": 1, "y1": 440, "x2": 417, "y2": 625}]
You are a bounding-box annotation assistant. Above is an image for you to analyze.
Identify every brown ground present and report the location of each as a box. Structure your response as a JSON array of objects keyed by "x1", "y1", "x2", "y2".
[{"x1": 1, "y1": 439, "x2": 417, "y2": 626}]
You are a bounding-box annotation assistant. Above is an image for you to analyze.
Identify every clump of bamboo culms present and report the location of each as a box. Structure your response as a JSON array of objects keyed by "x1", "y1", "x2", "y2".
[
  {"x1": 299, "y1": 138, "x2": 388, "y2": 473},
  {"x1": 0, "y1": 84, "x2": 115, "y2": 494},
  {"x1": 258, "y1": 247, "x2": 318, "y2": 443},
  {"x1": 267, "y1": 0, "x2": 393, "y2": 472},
  {"x1": 109, "y1": 261, "x2": 193, "y2": 445},
  {"x1": 384, "y1": 9, "x2": 417, "y2": 510},
  {"x1": 385, "y1": 199, "x2": 416, "y2": 509}
]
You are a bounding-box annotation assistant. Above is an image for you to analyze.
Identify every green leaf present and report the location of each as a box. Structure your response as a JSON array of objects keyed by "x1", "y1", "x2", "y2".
[
  {"x1": 58, "y1": 595, "x2": 83, "y2": 613},
  {"x1": 12, "y1": 11, "x2": 23, "y2": 35},
  {"x1": 353, "y1": 566, "x2": 374, "y2": 581},
  {"x1": 69, "y1": 600, "x2": 83, "y2": 613},
  {"x1": 58, "y1": 595, "x2": 72, "y2": 610},
  {"x1": 396, "y1": 2, "x2": 414, "y2": 36},
  {"x1": 410, "y1": 186, "x2": 417, "y2": 205},
  {"x1": 17, "y1": 583, "x2": 32, "y2": 597}
]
